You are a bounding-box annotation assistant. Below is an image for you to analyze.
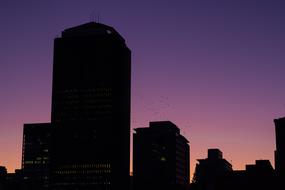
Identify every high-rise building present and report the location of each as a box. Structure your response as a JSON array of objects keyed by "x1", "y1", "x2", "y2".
[
  {"x1": 274, "y1": 117, "x2": 285, "y2": 175},
  {"x1": 22, "y1": 123, "x2": 51, "y2": 189},
  {"x1": 50, "y1": 22, "x2": 131, "y2": 190},
  {"x1": 133, "y1": 121, "x2": 190, "y2": 190}
]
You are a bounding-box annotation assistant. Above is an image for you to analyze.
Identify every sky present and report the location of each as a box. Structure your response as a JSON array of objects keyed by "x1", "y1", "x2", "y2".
[{"x1": 1, "y1": 0, "x2": 285, "y2": 180}]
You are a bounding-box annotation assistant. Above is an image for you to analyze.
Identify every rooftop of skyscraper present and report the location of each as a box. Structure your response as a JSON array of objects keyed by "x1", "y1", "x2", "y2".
[{"x1": 60, "y1": 22, "x2": 125, "y2": 42}]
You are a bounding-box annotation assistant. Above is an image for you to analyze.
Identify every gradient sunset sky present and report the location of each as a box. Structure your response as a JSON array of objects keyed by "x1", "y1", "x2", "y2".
[{"x1": 1, "y1": 0, "x2": 285, "y2": 179}]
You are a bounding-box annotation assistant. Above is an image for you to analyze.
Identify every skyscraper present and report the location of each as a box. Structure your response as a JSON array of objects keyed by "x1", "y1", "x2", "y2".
[
  {"x1": 49, "y1": 22, "x2": 131, "y2": 190},
  {"x1": 274, "y1": 117, "x2": 285, "y2": 175},
  {"x1": 133, "y1": 121, "x2": 190, "y2": 190}
]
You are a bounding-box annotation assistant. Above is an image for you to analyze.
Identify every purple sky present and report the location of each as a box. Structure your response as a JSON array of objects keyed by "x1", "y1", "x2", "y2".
[{"x1": 1, "y1": 0, "x2": 285, "y2": 179}]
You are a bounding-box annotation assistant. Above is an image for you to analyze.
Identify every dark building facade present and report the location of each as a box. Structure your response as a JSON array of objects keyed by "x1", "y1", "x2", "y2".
[
  {"x1": 21, "y1": 123, "x2": 51, "y2": 190},
  {"x1": 133, "y1": 121, "x2": 190, "y2": 190},
  {"x1": 50, "y1": 22, "x2": 131, "y2": 190},
  {"x1": 0, "y1": 169, "x2": 23, "y2": 190},
  {"x1": 216, "y1": 160, "x2": 277, "y2": 190},
  {"x1": 0, "y1": 166, "x2": 8, "y2": 189},
  {"x1": 274, "y1": 117, "x2": 285, "y2": 176},
  {"x1": 191, "y1": 149, "x2": 232, "y2": 190}
]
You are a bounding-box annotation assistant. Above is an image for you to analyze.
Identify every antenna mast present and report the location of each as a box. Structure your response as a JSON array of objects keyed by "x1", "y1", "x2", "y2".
[
  {"x1": 89, "y1": 10, "x2": 100, "y2": 23},
  {"x1": 97, "y1": 12, "x2": 101, "y2": 23}
]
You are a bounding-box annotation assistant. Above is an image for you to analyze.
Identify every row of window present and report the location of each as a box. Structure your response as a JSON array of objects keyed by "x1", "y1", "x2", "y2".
[
  {"x1": 54, "y1": 181, "x2": 111, "y2": 185},
  {"x1": 60, "y1": 164, "x2": 111, "y2": 169},
  {"x1": 24, "y1": 160, "x2": 48, "y2": 165},
  {"x1": 55, "y1": 169, "x2": 111, "y2": 174}
]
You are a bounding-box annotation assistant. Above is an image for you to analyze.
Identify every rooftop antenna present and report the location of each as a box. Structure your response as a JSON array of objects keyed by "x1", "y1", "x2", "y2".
[
  {"x1": 89, "y1": 11, "x2": 94, "y2": 22},
  {"x1": 97, "y1": 12, "x2": 101, "y2": 23},
  {"x1": 89, "y1": 10, "x2": 100, "y2": 23}
]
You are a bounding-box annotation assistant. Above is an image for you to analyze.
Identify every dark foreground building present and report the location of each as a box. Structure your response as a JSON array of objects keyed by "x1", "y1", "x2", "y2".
[
  {"x1": 191, "y1": 149, "x2": 232, "y2": 190},
  {"x1": 133, "y1": 121, "x2": 190, "y2": 190},
  {"x1": 1, "y1": 124, "x2": 51, "y2": 190},
  {"x1": 0, "y1": 168, "x2": 23, "y2": 190},
  {"x1": 50, "y1": 22, "x2": 131, "y2": 190},
  {"x1": 217, "y1": 160, "x2": 277, "y2": 190},
  {"x1": 22, "y1": 123, "x2": 51, "y2": 190},
  {"x1": 274, "y1": 117, "x2": 285, "y2": 176},
  {"x1": 0, "y1": 166, "x2": 8, "y2": 189}
]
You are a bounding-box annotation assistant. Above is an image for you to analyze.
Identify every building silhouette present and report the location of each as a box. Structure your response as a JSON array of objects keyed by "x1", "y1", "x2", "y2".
[
  {"x1": 0, "y1": 166, "x2": 7, "y2": 189},
  {"x1": 1, "y1": 124, "x2": 51, "y2": 190},
  {"x1": 274, "y1": 117, "x2": 285, "y2": 176},
  {"x1": 0, "y1": 168, "x2": 23, "y2": 190},
  {"x1": 50, "y1": 22, "x2": 131, "y2": 190},
  {"x1": 191, "y1": 149, "x2": 232, "y2": 190},
  {"x1": 133, "y1": 121, "x2": 190, "y2": 190},
  {"x1": 21, "y1": 123, "x2": 51, "y2": 190},
  {"x1": 216, "y1": 160, "x2": 277, "y2": 190}
]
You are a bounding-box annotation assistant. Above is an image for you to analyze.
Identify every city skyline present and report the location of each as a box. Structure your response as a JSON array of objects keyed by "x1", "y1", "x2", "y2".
[{"x1": 1, "y1": 0, "x2": 285, "y2": 180}]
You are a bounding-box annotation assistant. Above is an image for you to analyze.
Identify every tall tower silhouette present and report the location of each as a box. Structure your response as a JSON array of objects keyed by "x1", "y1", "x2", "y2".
[
  {"x1": 22, "y1": 123, "x2": 51, "y2": 190},
  {"x1": 50, "y1": 22, "x2": 131, "y2": 190},
  {"x1": 274, "y1": 117, "x2": 285, "y2": 176}
]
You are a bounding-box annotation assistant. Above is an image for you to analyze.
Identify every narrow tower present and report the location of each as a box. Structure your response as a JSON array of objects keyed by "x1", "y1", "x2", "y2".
[{"x1": 274, "y1": 117, "x2": 285, "y2": 176}]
